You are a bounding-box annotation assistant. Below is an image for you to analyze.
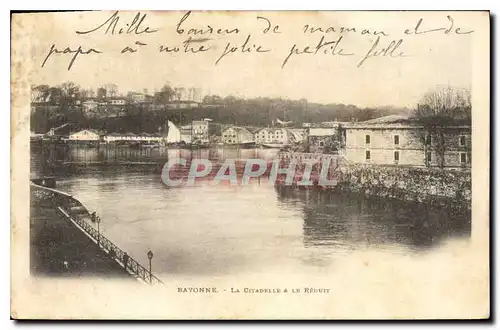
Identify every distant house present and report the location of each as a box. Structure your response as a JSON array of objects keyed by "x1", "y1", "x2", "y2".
[
  {"x1": 289, "y1": 128, "x2": 305, "y2": 143},
  {"x1": 191, "y1": 120, "x2": 216, "y2": 143},
  {"x1": 304, "y1": 124, "x2": 343, "y2": 154},
  {"x1": 82, "y1": 99, "x2": 100, "y2": 115},
  {"x1": 165, "y1": 100, "x2": 200, "y2": 109},
  {"x1": 128, "y1": 92, "x2": 149, "y2": 103},
  {"x1": 68, "y1": 129, "x2": 101, "y2": 141},
  {"x1": 180, "y1": 131, "x2": 192, "y2": 144},
  {"x1": 82, "y1": 99, "x2": 99, "y2": 109},
  {"x1": 343, "y1": 115, "x2": 471, "y2": 168},
  {"x1": 192, "y1": 120, "x2": 209, "y2": 142},
  {"x1": 222, "y1": 126, "x2": 254, "y2": 145},
  {"x1": 108, "y1": 98, "x2": 127, "y2": 106},
  {"x1": 254, "y1": 128, "x2": 292, "y2": 145}
]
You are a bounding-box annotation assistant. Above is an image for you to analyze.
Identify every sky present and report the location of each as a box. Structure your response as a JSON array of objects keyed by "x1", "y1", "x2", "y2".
[{"x1": 15, "y1": 10, "x2": 482, "y2": 108}]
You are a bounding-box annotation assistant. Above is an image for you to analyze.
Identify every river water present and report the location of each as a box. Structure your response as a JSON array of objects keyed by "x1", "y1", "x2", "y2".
[{"x1": 30, "y1": 144, "x2": 471, "y2": 281}]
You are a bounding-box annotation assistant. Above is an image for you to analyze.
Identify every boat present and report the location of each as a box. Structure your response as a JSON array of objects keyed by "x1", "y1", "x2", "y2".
[
  {"x1": 140, "y1": 142, "x2": 160, "y2": 149},
  {"x1": 239, "y1": 141, "x2": 257, "y2": 148},
  {"x1": 129, "y1": 142, "x2": 160, "y2": 149}
]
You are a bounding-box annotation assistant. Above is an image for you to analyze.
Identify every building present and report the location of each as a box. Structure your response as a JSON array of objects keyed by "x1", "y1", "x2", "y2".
[
  {"x1": 192, "y1": 120, "x2": 209, "y2": 142},
  {"x1": 128, "y1": 92, "x2": 149, "y2": 103},
  {"x1": 191, "y1": 120, "x2": 217, "y2": 143},
  {"x1": 179, "y1": 124, "x2": 193, "y2": 143},
  {"x1": 165, "y1": 101, "x2": 200, "y2": 109},
  {"x1": 222, "y1": 126, "x2": 255, "y2": 145},
  {"x1": 82, "y1": 99, "x2": 99, "y2": 113},
  {"x1": 289, "y1": 128, "x2": 305, "y2": 143},
  {"x1": 343, "y1": 115, "x2": 471, "y2": 168},
  {"x1": 254, "y1": 128, "x2": 292, "y2": 145},
  {"x1": 68, "y1": 129, "x2": 101, "y2": 141},
  {"x1": 303, "y1": 122, "x2": 344, "y2": 154},
  {"x1": 108, "y1": 98, "x2": 127, "y2": 106}
]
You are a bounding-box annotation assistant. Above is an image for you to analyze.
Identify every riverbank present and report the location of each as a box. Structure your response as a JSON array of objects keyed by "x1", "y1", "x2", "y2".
[{"x1": 30, "y1": 200, "x2": 133, "y2": 278}]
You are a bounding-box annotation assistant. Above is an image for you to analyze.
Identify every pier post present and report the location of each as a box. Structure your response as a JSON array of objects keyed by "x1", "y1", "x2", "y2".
[
  {"x1": 96, "y1": 216, "x2": 101, "y2": 248},
  {"x1": 147, "y1": 250, "x2": 154, "y2": 284}
]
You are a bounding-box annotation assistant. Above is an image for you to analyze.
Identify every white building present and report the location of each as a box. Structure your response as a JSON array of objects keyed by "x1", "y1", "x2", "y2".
[
  {"x1": 254, "y1": 128, "x2": 291, "y2": 144},
  {"x1": 192, "y1": 120, "x2": 215, "y2": 143},
  {"x1": 129, "y1": 92, "x2": 148, "y2": 103},
  {"x1": 108, "y1": 98, "x2": 127, "y2": 106},
  {"x1": 165, "y1": 101, "x2": 200, "y2": 109},
  {"x1": 68, "y1": 130, "x2": 100, "y2": 141},
  {"x1": 222, "y1": 127, "x2": 255, "y2": 145},
  {"x1": 82, "y1": 99, "x2": 99, "y2": 112}
]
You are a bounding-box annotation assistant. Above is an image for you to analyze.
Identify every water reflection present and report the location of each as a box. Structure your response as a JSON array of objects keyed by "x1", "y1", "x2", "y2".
[{"x1": 275, "y1": 186, "x2": 471, "y2": 253}]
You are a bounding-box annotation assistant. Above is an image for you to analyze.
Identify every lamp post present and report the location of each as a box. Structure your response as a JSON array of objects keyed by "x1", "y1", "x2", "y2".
[
  {"x1": 147, "y1": 250, "x2": 153, "y2": 284},
  {"x1": 96, "y1": 215, "x2": 101, "y2": 248}
]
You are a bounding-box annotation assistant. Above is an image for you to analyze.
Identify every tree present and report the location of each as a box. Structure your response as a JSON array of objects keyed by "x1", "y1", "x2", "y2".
[
  {"x1": 60, "y1": 82, "x2": 80, "y2": 102},
  {"x1": 154, "y1": 84, "x2": 175, "y2": 104},
  {"x1": 97, "y1": 87, "x2": 107, "y2": 99},
  {"x1": 414, "y1": 86, "x2": 471, "y2": 126},
  {"x1": 31, "y1": 85, "x2": 50, "y2": 103},
  {"x1": 79, "y1": 88, "x2": 90, "y2": 100},
  {"x1": 412, "y1": 86, "x2": 471, "y2": 168},
  {"x1": 104, "y1": 83, "x2": 119, "y2": 98},
  {"x1": 174, "y1": 87, "x2": 185, "y2": 101},
  {"x1": 47, "y1": 86, "x2": 63, "y2": 105}
]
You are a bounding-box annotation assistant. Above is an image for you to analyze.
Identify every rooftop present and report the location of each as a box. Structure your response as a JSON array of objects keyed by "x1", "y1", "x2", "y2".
[{"x1": 359, "y1": 115, "x2": 410, "y2": 124}]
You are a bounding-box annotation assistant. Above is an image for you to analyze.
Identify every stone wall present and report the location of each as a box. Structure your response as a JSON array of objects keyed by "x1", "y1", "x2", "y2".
[
  {"x1": 277, "y1": 153, "x2": 471, "y2": 211},
  {"x1": 333, "y1": 164, "x2": 471, "y2": 210}
]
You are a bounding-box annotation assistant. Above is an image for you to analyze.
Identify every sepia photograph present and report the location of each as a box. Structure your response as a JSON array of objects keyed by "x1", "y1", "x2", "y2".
[{"x1": 11, "y1": 10, "x2": 490, "y2": 319}]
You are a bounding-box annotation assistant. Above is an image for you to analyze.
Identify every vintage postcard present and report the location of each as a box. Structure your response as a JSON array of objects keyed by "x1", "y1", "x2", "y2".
[{"x1": 11, "y1": 10, "x2": 489, "y2": 319}]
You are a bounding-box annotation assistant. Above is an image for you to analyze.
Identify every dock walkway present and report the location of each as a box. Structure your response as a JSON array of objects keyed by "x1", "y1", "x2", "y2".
[{"x1": 30, "y1": 183, "x2": 164, "y2": 284}]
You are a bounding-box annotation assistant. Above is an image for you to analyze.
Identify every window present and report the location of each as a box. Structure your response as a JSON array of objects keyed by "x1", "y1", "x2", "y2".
[
  {"x1": 459, "y1": 135, "x2": 466, "y2": 146},
  {"x1": 425, "y1": 134, "x2": 432, "y2": 145},
  {"x1": 319, "y1": 141, "x2": 324, "y2": 146},
  {"x1": 394, "y1": 151, "x2": 400, "y2": 162},
  {"x1": 365, "y1": 150, "x2": 371, "y2": 160},
  {"x1": 460, "y1": 152, "x2": 467, "y2": 164},
  {"x1": 426, "y1": 152, "x2": 432, "y2": 163},
  {"x1": 365, "y1": 134, "x2": 370, "y2": 144},
  {"x1": 394, "y1": 135, "x2": 399, "y2": 145}
]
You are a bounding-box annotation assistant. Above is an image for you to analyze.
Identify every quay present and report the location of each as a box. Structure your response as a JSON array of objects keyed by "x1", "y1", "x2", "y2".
[{"x1": 30, "y1": 181, "x2": 164, "y2": 284}]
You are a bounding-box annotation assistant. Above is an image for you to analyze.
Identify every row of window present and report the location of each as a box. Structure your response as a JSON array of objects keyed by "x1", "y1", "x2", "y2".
[
  {"x1": 364, "y1": 134, "x2": 468, "y2": 146},
  {"x1": 364, "y1": 150, "x2": 469, "y2": 163}
]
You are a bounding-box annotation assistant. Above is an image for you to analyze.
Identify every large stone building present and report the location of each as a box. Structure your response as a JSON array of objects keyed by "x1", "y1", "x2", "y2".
[{"x1": 343, "y1": 115, "x2": 471, "y2": 168}]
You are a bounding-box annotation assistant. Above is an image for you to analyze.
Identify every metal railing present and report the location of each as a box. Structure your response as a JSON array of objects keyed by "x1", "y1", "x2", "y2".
[{"x1": 31, "y1": 182, "x2": 164, "y2": 285}]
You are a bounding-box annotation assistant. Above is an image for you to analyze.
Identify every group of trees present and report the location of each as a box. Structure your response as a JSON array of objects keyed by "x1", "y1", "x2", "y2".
[
  {"x1": 410, "y1": 86, "x2": 472, "y2": 168},
  {"x1": 31, "y1": 82, "x2": 121, "y2": 105},
  {"x1": 32, "y1": 81, "x2": 409, "y2": 134}
]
